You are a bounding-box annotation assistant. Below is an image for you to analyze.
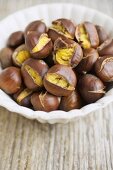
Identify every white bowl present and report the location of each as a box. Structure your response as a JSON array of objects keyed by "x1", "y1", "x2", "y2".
[{"x1": 0, "y1": 3, "x2": 113, "y2": 124}]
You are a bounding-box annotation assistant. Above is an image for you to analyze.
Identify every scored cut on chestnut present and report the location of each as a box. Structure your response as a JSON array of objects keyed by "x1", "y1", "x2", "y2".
[
  {"x1": 53, "y1": 38, "x2": 83, "y2": 68},
  {"x1": 97, "y1": 38, "x2": 113, "y2": 56},
  {"x1": 76, "y1": 48, "x2": 99, "y2": 74},
  {"x1": 59, "y1": 90, "x2": 82, "y2": 111},
  {"x1": 12, "y1": 44, "x2": 31, "y2": 67},
  {"x1": 0, "y1": 67, "x2": 22, "y2": 94},
  {"x1": 0, "y1": 47, "x2": 13, "y2": 69},
  {"x1": 78, "y1": 74, "x2": 105, "y2": 103},
  {"x1": 21, "y1": 58, "x2": 49, "y2": 90},
  {"x1": 7, "y1": 31, "x2": 24, "y2": 47},
  {"x1": 43, "y1": 64, "x2": 77, "y2": 96},
  {"x1": 13, "y1": 88, "x2": 33, "y2": 107},
  {"x1": 95, "y1": 56, "x2": 113, "y2": 82},
  {"x1": 25, "y1": 32, "x2": 53, "y2": 59},
  {"x1": 31, "y1": 91, "x2": 61, "y2": 112},
  {"x1": 48, "y1": 18, "x2": 76, "y2": 42},
  {"x1": 75, "y1": 21, "x2": 99, "y2": 49},
  {"x1": 24, "y1": 20, "x2": 47, "y2": 37}
]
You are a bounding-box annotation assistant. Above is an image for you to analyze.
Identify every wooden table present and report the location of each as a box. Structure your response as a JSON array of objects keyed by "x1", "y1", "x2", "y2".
[{"x1": 0, "y1": 0, "x2": 113, "y2": 169}]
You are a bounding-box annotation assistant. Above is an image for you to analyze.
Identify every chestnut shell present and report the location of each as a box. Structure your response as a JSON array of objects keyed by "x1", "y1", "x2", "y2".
[
  {"x1": 21, "y1": 58, "x2": 49, "y2": 90},
  {"x1": 78, "y1": 74, "x2": 105, "y2": 103},
  {"x1": 7, "y1": 31, "x2": 24, "y2": 47},
  {"x1": 25, "y1": 32, "x2": 53, "y2": 59},
  {"x1": 31, "y1": 91, "x2": 61, "y2": 112},
  {"x1": 0, "y1": 67, "x2": 22, "y2": 94},
  {"x1": 95, "y1": 56, "x2": 113, "y2": 82},
  {"x1": 0, "y1": 47, "x2": 13, "y2": 69},
  {"x1": 43, "y1": 64, "x2": 77, "y2": 96},
  {"x1": 59, "y1": 90, "x2": 82, "y2": 111}
]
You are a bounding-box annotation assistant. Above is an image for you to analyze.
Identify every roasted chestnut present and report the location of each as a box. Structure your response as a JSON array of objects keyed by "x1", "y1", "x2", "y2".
[
  {"x1": 0, "y1": 47, "x2": 13, "y2": 69},
  {"x1": 0, "y1": 67, "x2": 22, "y2": 94},
  {"x1": 48, "y1": 18, "x2": 76, "y2": 42},
  {"x1": 95, "y1": 56, "x2": 113, "y2": 82},
  {"x1": 96, "y1": 25, "x2": 108, "y2": 44},
  {"x1": 7, "y1": 31, "x2": 24, "y2": 47},
  {"x1": 78, "y1": 74, "x2": 105, "y2": 103},
  {"x1": 24, "y1": 20, "x2": 47, "y2": 37},
  {"x1": 12, "y1": 44, "x2": 31, "y2": 67},
  {"x1": 53, "y1": 38, "x2": 83, "y2": 67},
  {"x1": 59, "y1": 90, "x2": 82, "y2": 111},
  {"x1": 76, "y1": 48, "x2": 99, "y2": 74},
  {"x1": 25, "y1": 32, "x2": 53, "y2": 59},
  {"x1": 75, "y1": 21, "x2": 99, "y2": 49},
  {"x1": 97, "y1": 38, "x2": 113, "y2": 56},
  {"x1": 13, "y1": 88, "x2": 33, "y2": 107},
  {"x1": 43, "y1": 64, "x2": 77, "y2": 96},
  {"x1": 31, "y1": 91, "x2": 61, "y2": 112},
  {"x1": 21, "y1": 58, "x2": 49, "y2": 90}
]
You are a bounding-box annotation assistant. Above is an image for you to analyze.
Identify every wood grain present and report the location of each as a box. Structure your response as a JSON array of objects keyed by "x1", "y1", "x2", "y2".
[{"x1": 0, "y1": 0, "x2": 113, "y2": 169}]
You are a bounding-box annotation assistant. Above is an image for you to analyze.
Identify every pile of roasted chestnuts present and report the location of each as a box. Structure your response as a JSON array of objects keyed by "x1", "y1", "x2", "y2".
[{"x1": 0, "y1": 18, "x2": 113, "y2": 112}]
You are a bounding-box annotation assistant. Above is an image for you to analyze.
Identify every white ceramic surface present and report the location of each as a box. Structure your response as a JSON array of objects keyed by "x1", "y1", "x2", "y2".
[{"x1": 0, "y1": 3, "x2": 113, "y2": 124}]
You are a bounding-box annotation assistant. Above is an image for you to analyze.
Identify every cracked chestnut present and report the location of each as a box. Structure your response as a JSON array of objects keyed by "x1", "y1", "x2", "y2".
[
  {"x1": 48, "y1": 18, "x2": 76, "y2": 42},
  {"x1": 0, "y1": 67, "x2": 22, "y2": 94},
  {"x1": 21, "y1": 58, "x2": 49, "y2": 90},
  {"x1": 12, "y1": 44, "x2": 31, "y2": 67},
  {"x1": 53, "y1": 38, "x2": 83, "y2": 68},
  {"x1": 75, "y1": 21, "x2": 99, "y2": 49},
  {"x1": 95, "y1": 56, "x2": 113, "y2": 82},
  {"x1": 25, "y1": 32, "x2": 53, "y2": 59},
  {"x1": 31, "y1": 91, "x2": 61, "y2": 112},
  {"x1": 13, "y1": 88, "x2": 33, "y2": 107},
  {"x1": 78, "y1": 74, "x2": 105, "y2": 103},
  {"x1": 43, "y1": 64, "x2": 77, "y2": 96}
]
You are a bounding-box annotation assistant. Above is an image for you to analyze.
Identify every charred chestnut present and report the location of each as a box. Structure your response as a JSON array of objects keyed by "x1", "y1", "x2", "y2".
[
  {"x1": 0, "y1": 67, "x2": 22, "y2": 94},
  {"x1": 97, "y1": 38, "x2": 113, "y2": 56},
  {"x1": 25, "y1": 32, "x2": 53, "y2": 59},
  {"x1": 43, "y1": 64, "x2": 77, "y2": 96},
  {"x1": 7, "y1": 31, "x2": 24, "y2": 47},
  {"x1": 0, "y1": 47, "x2": 13, "y2": 69},
  {"x1": 24, "y1": 20, "x2": 47, "y2": 37},
  {"x1": 78, "y1": 74, "x2": 105, "y2": 103},
  {"x1": 48, "y1": 18, "x2": 76, "y2": 42},
  {"x1": 53, "y1": 38, "x2": 83, "y2": 67},
  {"x1": 13, "y1": 88, "x2": 33, "y2": 107},
  {"x1": 59, "y1": 90, "x2": 82, "y2": 111},
  {"x1": 31, "y1": 91, "x2": 61, "y2": 112},
  {"x1": 76, "y1": 48, "x2": 99, "y2": 74},
  {"x1": 21, "y1": 58, "x2": 48, "y2": 90},
  {"x1": 12, "y1": 44, "x2": 31, "y2": 67},
  {"x1": 75, "y1": 21, "x2": 99, "y2": 49},
  {"x1": 95, "y1": 56, "x2": 113, "y2": 82}
]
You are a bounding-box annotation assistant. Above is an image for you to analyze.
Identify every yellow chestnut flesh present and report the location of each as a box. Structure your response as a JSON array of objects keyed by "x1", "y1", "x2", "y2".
[
  {"x1": 46, "y1": 73, "x2": 75, "y2": 90},
  {"x1": 32, "y1": 33, "x2": 51, "y2": 53},
  {"x1": 51, "y1": 24, "x2": 73, "y2": 39},
  {"x1": 15, "y1": 50, "x2": 31, "y2": 64},
  {"x1": 55, "y1": 47, "x2": 75, "y2": 65},
  {"x1": 25, "y1": 65, "x2": 43, "y2": 86},
  {"x1": 17, "y1": 88, "x2": 32, "y2": 103},
  {"x1": 78, "y1": 24, "x2": 91, "y2": 49}
]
